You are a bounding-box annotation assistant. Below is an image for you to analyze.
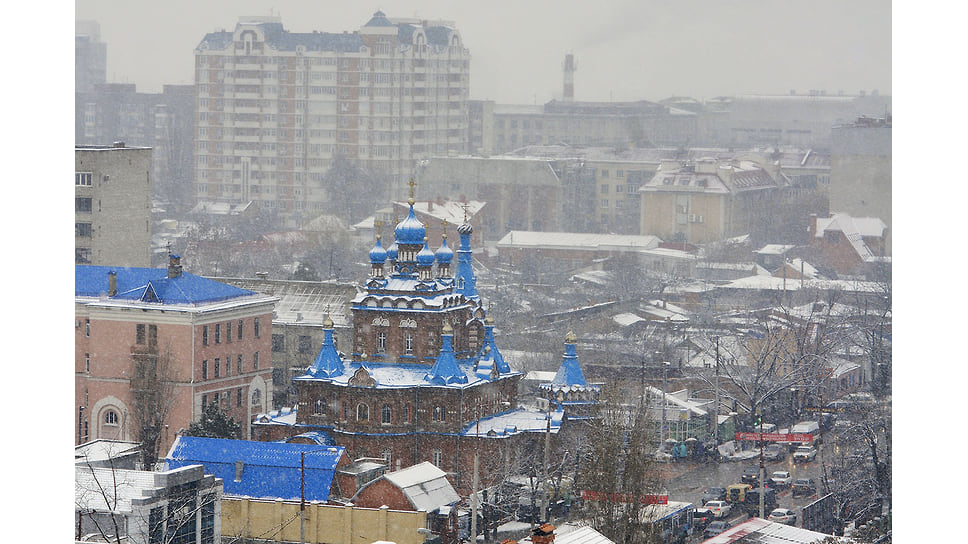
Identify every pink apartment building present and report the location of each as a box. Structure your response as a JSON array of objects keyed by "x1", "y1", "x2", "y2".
[{"x1": 75, "y1": 255, "x2": 277, "y2": 459}]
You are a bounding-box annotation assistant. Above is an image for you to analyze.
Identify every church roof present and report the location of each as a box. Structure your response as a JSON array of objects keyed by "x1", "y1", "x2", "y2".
[{"x1": 424, "y1": 327, "x2": 468, "y2": 385}]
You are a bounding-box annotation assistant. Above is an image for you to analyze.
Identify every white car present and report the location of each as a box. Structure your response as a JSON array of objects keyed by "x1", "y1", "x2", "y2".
[
  {"x1": 768, "y1": 508, "x2": 797, "y2": 525},
  {"x1": 793, "y1": 445, "x2": 818, "y2": 463},
  {"x1": 705, "y1": 500, "x2": 731, "y2": 519},
  {"x1": 769, "y1": 470, "x2": 792, "y2": 488}
]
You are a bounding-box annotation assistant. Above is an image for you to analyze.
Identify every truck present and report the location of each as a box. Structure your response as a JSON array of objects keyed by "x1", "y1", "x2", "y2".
[{"x1": 782, "y1": 420, "x2": 821, "y2": 451}]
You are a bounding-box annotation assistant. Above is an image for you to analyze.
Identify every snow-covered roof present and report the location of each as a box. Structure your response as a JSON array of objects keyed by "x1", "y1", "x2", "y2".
[
  {"x1": 702, "y1": 517, "x2": 852, "y2": 543},
  {"x1": 460, "y1": 408, "x2": 564, "y2": 438},
  {"x1": 496, "y1": 231, "x2": 661, "y2": 252},
  {"x1": 382, "y1": 461, "x2": 460, "y2": 511}
]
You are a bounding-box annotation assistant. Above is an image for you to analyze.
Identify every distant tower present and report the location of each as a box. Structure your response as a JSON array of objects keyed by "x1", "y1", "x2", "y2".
[{"x1": 563, "y1": 53, "x2": 576, "y2": 102}]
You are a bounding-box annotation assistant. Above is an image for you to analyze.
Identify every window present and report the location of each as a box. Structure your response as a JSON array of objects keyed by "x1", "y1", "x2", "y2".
[
  {"x1": 253, "y1": 351, "x2": 260, "y2": 369},
  {"x1": 237, "y1": 354, "x2": 243, "y2": 374},
  {"x1": 75, "y1": 222, "x2": 92, "y2": 237},
  {"x1": 238, "y1": 320, "x2": 243, "y2": 340},
  {"x1": 432, "y1": 405, "x2": 445, "y2": 422},
  {"x1": 298, "y1": 335, "x2": 313, "y2": 353},
  {"x1": 254, "y1": 318, "x2": 261, "y2": 337},
  {"x1": 104, "y1": 410, "x2": 118, "y2": 425},
  {"x1": 75, "y1": 172, "x2": 93, "y2": 186},
  {"x1": 272, "y1": 334, "x2": 285, "y2": 352},
  {"x1": 432, "y1": 449, "x2": 442, "y2": 467},
  {"x1": 75, "y1": 197, "x2": 93, "y2": 212},
  {"x1": 215, "y1": 323, "x2": 221, "y2": 344},
  {"x1": 237, "y1": 388, "x2": 243, "y2": 407},
  {"x1": 314, "y1": 399, "x2": 325, "y2": 415},
  {"x1": 382, "y1": 404, "x2": 392, "y2": 424},
  {"x1": 377, "y1": 332, "x2": 387, "y2": 353},
  {"x1": 203, "y1": 325, "x2": 209, "y2": 345},
  {"x1": 357, "y1": 403, "x2": 369, "y2": 422},
  {"x1": 202, "y1": 360, "x2": 209, "y2": 380},
  {"x1": 214, "y1": 358, "x2": 220, "y2": 378}
]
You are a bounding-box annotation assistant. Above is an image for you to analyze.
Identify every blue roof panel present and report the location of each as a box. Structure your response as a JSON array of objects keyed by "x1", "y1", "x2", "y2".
[
  {"x1": 76, "y1": 265, "x2": 256, "y2": 306},
  {"x1": 166, "y1": 436, "x2": 344, "y2": 501}
]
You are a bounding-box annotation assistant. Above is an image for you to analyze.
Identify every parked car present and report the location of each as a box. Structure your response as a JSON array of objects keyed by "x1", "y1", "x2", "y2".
[
  {"x1": 705, "y1": 500, "x2": 731, "y2": 519},
  {"x1": 792, "y1": 478, "x2": 818, "y2": 497},
  {"x1": 768, "y1": 471, "x2": 792, "y2": 488},
  {"x1": 768, "y1": 508, "x2": 797, "y2": 525},
  {"x1": 702, "y1": 487, "x2": 727, "y2": 505},
  {"x1": 763, "y1": 443, "x2": 786, "y2": 461},
  {"x1": 693, "y1": 506, "x2": 715, "y2": 530},
  {"x1": 793, "y1": 445, "x2": 818, "y2": 463},
  {"x1": 704, "y1": 520, "x2": 731, "y2": 539},
  {"x1": 741, "y1": 466, "x2": 761, "y2": 485}
]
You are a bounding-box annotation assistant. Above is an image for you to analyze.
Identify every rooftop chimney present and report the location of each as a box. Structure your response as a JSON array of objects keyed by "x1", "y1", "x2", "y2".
[
  {"x1": 108, "y1": 271, "x2": 117, "y2": 296},
  {"x1": 168, "y1": 254, "x2": 183, "y2": 278}
]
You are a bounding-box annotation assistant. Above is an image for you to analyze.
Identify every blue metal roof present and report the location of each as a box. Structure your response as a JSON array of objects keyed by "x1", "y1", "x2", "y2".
[
  {"x1": 424, "y1": 330, "x2": 468, "y2": 385},
  {"x1": 551, "y1": 335, "x2": 588, "y2": 387},
  {"x1": 166, "y1": 436, "x2": 344, "y2": 502},
  {"x1": 76, "y1": 265, "x2": 256, "y2": 305}
]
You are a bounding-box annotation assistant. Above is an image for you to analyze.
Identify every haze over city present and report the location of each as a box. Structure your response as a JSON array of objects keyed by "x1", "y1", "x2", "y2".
[{"x1": 75, "y1": 0, "x2": 891, "y2": 104}]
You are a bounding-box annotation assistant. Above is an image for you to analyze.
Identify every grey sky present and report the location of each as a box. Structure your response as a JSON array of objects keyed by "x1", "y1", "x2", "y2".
[{"x1": 75, "y1": 0, "x2": 891, "y2": 103}]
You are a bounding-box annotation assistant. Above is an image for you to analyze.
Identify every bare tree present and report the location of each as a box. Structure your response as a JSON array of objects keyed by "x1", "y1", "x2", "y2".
[
  {"x1": 577, "y1": 386, "x2": 664, "y2": 544},
  {"x1": 130, "y1": 342, "x2": 177, "y2": 469}
]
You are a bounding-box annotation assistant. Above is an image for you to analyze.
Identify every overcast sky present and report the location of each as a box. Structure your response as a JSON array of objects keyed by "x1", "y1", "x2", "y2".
[{"x1": 74, "y1": 0, "x2": 891, "y2": 103}]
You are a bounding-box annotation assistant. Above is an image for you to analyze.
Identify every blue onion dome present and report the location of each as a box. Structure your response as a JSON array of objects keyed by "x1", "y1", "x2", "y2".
[
  {"x1": 417, "y1": 237, "x2": 436, "y2": 266},
  {"x1": 394, "y1": 201, "x2": 426, "y2": 245},
  {"x1": 435, "y1": 234, "x2": 454, "y2": 263},
  {"x1": 386, "y1": 239, "x2": 398, "y2": 261},
  {"x1": 369, "y1": 235, "x2": 387, "y2": 263}
]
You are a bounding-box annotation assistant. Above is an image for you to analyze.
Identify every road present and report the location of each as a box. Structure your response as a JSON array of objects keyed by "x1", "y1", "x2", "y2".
[{"x1": 657, "y1": 440, "x2": 834, "y2": 539}]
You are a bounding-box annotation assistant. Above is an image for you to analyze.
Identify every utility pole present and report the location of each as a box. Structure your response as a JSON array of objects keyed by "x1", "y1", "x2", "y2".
[{"x1": 713, "y1": 336, "x2": 720, "y2": 445}]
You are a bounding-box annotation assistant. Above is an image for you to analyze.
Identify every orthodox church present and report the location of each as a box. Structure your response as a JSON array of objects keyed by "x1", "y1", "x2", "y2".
[{"x1": 272, "y1": 187, "x2": 597, "y2": 494}]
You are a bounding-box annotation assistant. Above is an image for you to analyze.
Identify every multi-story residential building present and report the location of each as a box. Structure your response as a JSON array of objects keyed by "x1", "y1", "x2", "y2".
[
  {"x1": 75, "y1": 143, "x2": 153, "y2": 267},
  {"x1": 193, "y1": 11, "x2": 470, "y2": 225},
  {"x1": 639, "y1": 158, "x2": 781, "y2": 244},
  {"x1": 75, "y1": 255, "x2": 277, "y2": 457},
  {"x1": 829, "y1": 116, "x2": 892, "y2": 254},
  {"x1": 76, "y1": 20, "x2": 106, "y2": 94},
  {"x1": 76, "y1": 84, "x2": 196, "y2": 212}
]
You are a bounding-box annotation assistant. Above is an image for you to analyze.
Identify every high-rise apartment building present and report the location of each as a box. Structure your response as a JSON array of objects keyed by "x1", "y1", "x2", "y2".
[
  {"x1": 193, "y1": 11, "x2": 470, "y2": 224},
  {"x1": 76, "y1": 20, "x2": 106, "y2": 93},
  {"x1": 75, "y1": 143, "x2": 153, "y2": 267}
]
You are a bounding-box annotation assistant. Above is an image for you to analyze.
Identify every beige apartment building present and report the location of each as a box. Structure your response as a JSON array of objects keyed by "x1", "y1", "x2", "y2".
[
  {"x1": 193, "y1": 11, "x2": 470, "y2": 225},
  {"x1": 75, "y1": 143, "x2": 152, "y2": 267},
  {"x1": 639, "y1": 158, "x2": 780, "y2": 244}
]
